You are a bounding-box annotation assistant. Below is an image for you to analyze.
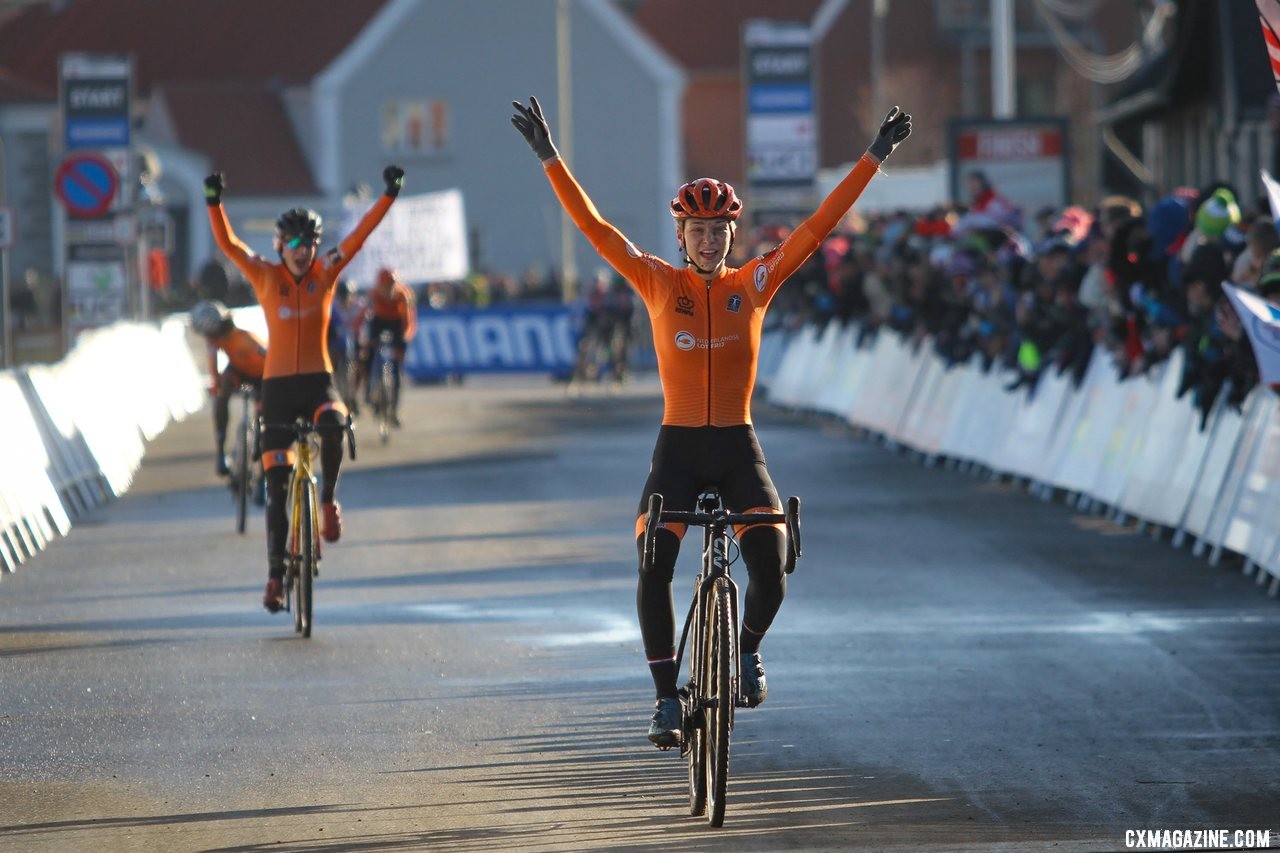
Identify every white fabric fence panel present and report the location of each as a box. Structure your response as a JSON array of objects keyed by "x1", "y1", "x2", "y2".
[{"x1": 0, "y1": 317, "x2": 203, "y2": 581}]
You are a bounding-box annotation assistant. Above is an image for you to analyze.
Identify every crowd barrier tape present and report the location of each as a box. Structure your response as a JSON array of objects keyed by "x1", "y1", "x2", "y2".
[
  {"x1": 763, "y1": 322, "x2": 1280, "y2": 597},
  {"x1": 0, "y1": 317, "x2": 203, "y2": 580}
]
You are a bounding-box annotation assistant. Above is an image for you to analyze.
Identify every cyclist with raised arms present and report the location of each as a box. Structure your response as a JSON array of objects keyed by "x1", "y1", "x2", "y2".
[
  {"x1": 190, "y1": 299, "x2": 266, "y2": 478},
  {"x1": 204, "y1": 165, "x2": 404, "y2": 612},
  {"x1": 511, "y1": 95, "x2": 910, "y2": 747},
  {"x1": 353, "y1": 266, "x2": 417, "y2": 428}
]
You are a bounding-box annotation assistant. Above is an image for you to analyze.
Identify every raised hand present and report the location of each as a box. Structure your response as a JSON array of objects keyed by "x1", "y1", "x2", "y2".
[
  {"x1": 510, "y1": 96, "x2": 559, "y2": 162},
  {"x1": 383, "y1": 164, "x2": 405, "y2": 197},
  {"x1": 868, "y1": 106, "x2": 912, "y2": 162},
  {"x1": 204, "y1": 172, "x2": 225, "y2": 206}
]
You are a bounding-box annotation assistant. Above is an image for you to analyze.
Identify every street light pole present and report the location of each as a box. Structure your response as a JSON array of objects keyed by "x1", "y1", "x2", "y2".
[
  {"x1": 992, "y1": 0, "x2": 1015, "y2": 118},
  {"x1": 556, "y1": 0, "x2": 577, "y2": 302}
]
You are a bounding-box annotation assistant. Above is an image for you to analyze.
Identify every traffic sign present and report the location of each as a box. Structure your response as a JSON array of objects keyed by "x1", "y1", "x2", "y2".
[
  {"x1": 0, "y1": 206, "x2": 12, "y2": 249},
  {"x1": 54, "y1": 153, "x2": 119, "y2": 219}
]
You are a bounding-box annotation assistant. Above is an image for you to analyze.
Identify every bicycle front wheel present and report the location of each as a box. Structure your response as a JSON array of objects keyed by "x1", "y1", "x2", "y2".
[
  {"x1": 688, "y1": 703, "x2": 707, "y2": 816},
  {"x1": 378, "y1": 360, "x2": 394, "y2": 444},
  {"x1": 296, "y1": 481, "x2": 316, "y2": 638},
  {"x1": 234, "y1": 414, "x2": 251, "y2": 534},
  {"x1": 706, "y1": 576, "x2": 734, "y2": 827}
]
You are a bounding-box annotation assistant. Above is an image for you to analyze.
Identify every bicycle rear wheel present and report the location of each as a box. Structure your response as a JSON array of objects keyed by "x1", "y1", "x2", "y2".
[{"x1": 706, "y1": 576, "x2": 733, "y2": 826}]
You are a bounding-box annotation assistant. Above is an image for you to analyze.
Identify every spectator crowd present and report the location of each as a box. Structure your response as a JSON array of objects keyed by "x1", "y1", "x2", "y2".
[{"x1": 750, "y1": 170, "x2": 1277, "y2": 429}]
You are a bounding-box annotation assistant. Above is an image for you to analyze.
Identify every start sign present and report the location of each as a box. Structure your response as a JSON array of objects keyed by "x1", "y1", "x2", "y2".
[{"x1": 54, "y1": 153, "x2": 119, "y2": 219}]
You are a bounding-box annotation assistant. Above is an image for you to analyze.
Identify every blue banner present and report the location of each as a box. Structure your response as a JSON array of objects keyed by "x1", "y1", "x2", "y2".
[
  {"x1": 748, "y1": 84, "x2": 813, "y2": 113},
  {"x1": 404, "y1": 304, "x2": 577, "y2": 379}
]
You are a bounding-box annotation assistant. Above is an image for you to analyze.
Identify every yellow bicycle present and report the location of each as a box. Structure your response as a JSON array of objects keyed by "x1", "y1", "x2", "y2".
[{"x1": 264, "y1": 417, "x2": 356, "y2": 637}]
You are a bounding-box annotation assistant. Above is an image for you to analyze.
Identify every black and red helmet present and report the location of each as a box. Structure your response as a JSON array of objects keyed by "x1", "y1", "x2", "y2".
[{"x1": 670, "y1": 178, "x2": 742, "y2": 221}]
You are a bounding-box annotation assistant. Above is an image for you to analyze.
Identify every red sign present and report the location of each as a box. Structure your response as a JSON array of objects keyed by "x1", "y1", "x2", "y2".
[
  {"x1": 54, "y1": 153, "x2": 118, "y2": 218},
  {"x1": 956, "y1": 129, "x2": 1063, "y2": 161}
]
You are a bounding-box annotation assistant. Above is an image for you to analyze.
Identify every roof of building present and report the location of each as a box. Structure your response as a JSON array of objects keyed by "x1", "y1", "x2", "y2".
[
  {"x1": 0, "y1": 0, "x2": 388, "y2": 194},
  {"x1": 0, "y1": 0, "x2": 388, "y2": 93},
  {"x1": 154, "y1": 82, "x2": 318, "y2": 195},
  {"x1": 628, "y1": 0, "x2": 827, "y2": 72}
]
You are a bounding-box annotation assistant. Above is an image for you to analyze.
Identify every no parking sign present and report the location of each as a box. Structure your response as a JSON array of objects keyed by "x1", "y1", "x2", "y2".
[{"x1": 54, "y1": 153, "x2": 118, "y2": 219}]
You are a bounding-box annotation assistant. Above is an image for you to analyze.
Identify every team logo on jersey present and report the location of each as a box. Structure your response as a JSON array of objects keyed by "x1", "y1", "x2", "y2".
[
  {"x1": 754, "y1": 263, "x2": 768, "y2": 292},
  {"x1": 674, "y1": 331, "x2": 696, "y2": 351},
  {"x1": 726, "y1": 294, "x2": 742, "y2": 313},
  {"x1": 675, "y1": 295, "x2": 695, "y2": 316}
]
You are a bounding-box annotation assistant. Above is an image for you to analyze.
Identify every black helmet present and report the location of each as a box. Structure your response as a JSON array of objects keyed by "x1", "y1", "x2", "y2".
[{"x1": 274, "y1": 207, "x2": 323, "y2": 248}]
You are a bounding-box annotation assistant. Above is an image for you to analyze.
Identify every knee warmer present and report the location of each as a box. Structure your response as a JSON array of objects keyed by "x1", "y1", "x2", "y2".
[
  {"x1": 636, "y1": 528, "x2": 680, "y2": 585},
  {"x1": 739, "y1": 526, "x2": 786, "y2": 586}
]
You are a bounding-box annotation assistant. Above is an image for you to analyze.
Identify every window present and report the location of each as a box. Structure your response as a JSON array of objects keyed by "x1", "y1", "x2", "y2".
[{"x1": 382, "y1": 99, "x2": 450, "y2": 154}]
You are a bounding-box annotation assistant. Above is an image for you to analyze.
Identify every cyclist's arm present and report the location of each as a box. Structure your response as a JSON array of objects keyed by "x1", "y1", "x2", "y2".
[
  {"x1": 751, "y1": 154, "x2": 881, "y2": 304},
  {"x1": 399, "y1": 286, "x2": 417, "y2": 342},
  {"x1": 206, "y1": 203, "x2": 273, "y2": 288},
  {"x1": 205, "y1": 342, "x2": 220, "y2": 387},
  {"x1": 326, "y1": 194, "x2": 395, "y2": 276},
  {"x1": 542, "y1": 158, "x2": 669, "y2": 307}
]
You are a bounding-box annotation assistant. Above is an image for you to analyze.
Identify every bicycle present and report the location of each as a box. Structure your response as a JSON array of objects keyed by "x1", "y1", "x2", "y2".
[
  {"x1": 642, "y1": 488, "x2": 801, "y2": 827},
  {"x1": 368, "y1": 330, "x2": 398, "y2": 445},
  {"x1": 228, "y1": 384, "x2": 261, "y2": 535},
  {"x1": 261, "y1": 416, "x2": 357, "y2": 637}
]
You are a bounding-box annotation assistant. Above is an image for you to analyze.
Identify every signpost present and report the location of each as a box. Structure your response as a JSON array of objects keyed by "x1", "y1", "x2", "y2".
[
  {"x1": 57, "y1": 53, "x2": 134, "y2": 343},
  {"x1": 53, "y1": 153, "x2": 119, "y2": 219},
  {"x1": 743, "y1": 20, "x2": 817, "y2": 221}
]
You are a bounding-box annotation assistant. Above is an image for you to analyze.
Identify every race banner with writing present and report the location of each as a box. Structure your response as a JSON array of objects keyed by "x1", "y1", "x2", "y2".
[{"x1": 339, "y1": 188, "x2": 469, "y2": 287}]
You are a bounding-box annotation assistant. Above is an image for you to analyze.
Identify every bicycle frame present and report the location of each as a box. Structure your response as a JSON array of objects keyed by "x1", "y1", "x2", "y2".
[
  {"x1": 261, "y1": 417, "x2": 357, "y2": 637},
  {"x1": 642, "y1": 489, "x2": 801, "y2": 826}
]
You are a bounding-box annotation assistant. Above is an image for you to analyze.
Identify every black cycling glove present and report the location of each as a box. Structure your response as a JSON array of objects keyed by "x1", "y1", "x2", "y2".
[
  {"x1": 510, "y1": 96, "x2": 559, "y2": 162},
  {"x1": 383, "y1": 165, "x2": 405, "y2": 198},
  {"x1": 867, "y1": 106, "x2": 912, "y2": 162},
  {"x1": 204, "y1": 172, "x2": 224, "y2": 207}
]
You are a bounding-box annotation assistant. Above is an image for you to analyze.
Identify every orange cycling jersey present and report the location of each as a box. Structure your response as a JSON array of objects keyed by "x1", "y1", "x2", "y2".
[
  {"x1": 543, "y1": 153, "x2": 881, "y2": 426},
  {"x1": 207, "y1": 327, "x2": 267, "y2": 381},
  {"x1": 207, "y1": 196, "x2": 393, "y2": 378},
  {"x1": 363, "y1": 282, "x2": 417, "y2": 341}
]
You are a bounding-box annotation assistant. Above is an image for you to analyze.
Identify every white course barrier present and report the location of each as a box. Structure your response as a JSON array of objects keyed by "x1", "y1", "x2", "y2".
[
  {"x1": 0, "y1": 316, "x2": 204, "y2": 579},
  {"x1": 767, "y1": 321, "x2": 1280, "y2": 597}
]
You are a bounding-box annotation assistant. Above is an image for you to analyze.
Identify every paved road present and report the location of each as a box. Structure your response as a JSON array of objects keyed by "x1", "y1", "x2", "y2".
[{"x1": 1, "y1": 376, "x2": 1277, "y2": 852}]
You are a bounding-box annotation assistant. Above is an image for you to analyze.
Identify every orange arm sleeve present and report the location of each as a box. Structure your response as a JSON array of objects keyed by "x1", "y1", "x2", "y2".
[
  {"x1": 333, "y1": 194, "x2": 394, "y2": 274},
  {"x1": 542, "y1": 158, "x2": 670, "y2": 303},
  {"x1": 400, "y1": 286, "x2": 417, "y2": 341},
  {"x1": 754, "y1": 153, "x2": 882, "y2": 302},
  {"x1": 207, "y1": 204, "x2": 272, "y2": 292}
]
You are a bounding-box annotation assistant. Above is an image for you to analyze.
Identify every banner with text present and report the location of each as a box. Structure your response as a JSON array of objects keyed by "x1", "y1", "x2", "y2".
[
  {"x1": 404, "y1": 304, "x2": 576, "y2": 379},
  {"x1": 339, "y1": 188, "x2": 469, "y2": 287}
]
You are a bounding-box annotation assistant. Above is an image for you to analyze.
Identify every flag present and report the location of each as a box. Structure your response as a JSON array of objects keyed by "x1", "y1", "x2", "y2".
[
  {"x1": 1224, "y1": 282, "x2": 1280, "y2": 388},
  {"x1": 1263, "y1": 169, "x2": 1280, "y2": 224},
  {"x1": 1260, "y1": 0, "x2": 1280, "y2": 92}
]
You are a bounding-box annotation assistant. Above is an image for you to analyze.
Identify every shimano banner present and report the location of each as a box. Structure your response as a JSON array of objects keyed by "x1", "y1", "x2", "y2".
[{"x1": 404, "y1": 304, "x2": 576, "y2": 379}]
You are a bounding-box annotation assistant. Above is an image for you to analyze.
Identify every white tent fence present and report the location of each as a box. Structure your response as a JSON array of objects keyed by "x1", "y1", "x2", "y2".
[
  {"x1": 0, "y1": 318, "x2": 204, "y2": 577},
  {"x1": 762, "y1": 323, "x2": 1280, "y2": 598}
]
